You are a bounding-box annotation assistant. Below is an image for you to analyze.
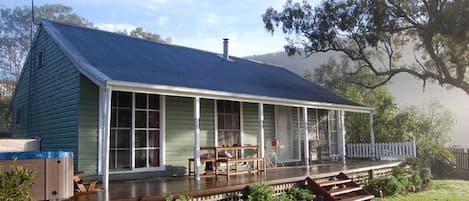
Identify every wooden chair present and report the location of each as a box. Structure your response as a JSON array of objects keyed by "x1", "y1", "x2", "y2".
[{"x1": 73, "y1": 171, "x2": 102, "y2": 194}]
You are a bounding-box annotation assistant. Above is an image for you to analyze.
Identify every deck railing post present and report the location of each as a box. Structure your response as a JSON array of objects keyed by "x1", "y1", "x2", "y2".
[{"x1": 194, "y1": 97, "x2": 201, "y2": 181}]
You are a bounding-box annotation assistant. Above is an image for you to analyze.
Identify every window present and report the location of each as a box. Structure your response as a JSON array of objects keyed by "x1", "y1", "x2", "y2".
[
  {"x1": 37, "y1": 50, "x2": 45, "y2": 68},
  {"x1": 110, "y1": 92, "x2": 132, "y2": 170},
  {"x1": 217, "y1": 101, "x2": 240, "y2": 146},
  {"x1": 109, "y1": 91, "x2": 162, "y2": 171},
  {"x1": 134, "y1": 93, "x2": 160, "y2": 168}
]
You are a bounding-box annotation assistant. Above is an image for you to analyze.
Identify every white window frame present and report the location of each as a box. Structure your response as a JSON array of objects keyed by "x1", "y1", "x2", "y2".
[
  {"x1": 99, "y1": 92, "x2": 166, "y2": 174},
  {"x1": 274, "y1": 105, "x2": 302, "y2": 163}
]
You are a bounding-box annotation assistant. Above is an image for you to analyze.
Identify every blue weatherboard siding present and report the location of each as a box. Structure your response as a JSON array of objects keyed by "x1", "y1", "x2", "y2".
[{"x1": 11, "y1": 27, "x2": 82, "y2": 171}]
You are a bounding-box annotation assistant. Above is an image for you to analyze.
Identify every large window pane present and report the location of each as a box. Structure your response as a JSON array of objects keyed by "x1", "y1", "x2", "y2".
[
  {"x1": 116, "y1": 150, "x2": 131, "y2": 169},
  {"x1": 111, "y1": 109, "x2": 117, "y2": 127},
  {"x1": 110, "y1": 130, "x2": 116, "y2": 148},
  {"x1": 118, "y1": 92, "x2": 132, "y2": 107},
  {"x1": 118, "y1": 109, "x2": 131, "y2": 127},
  {"x1": 225, "y1": 115, "x2": 232, "y2": 129},
  {"x1": 218, "y1": 114, "x2": 224, "y2": 128},
  {"x1": 149, "y1": 130, "x2": 159, "y2": 148},
  {"x1": 149, "y1": 94, "x2": 159, "y2": 109},
  {"x1": 135, "y1": 111, "x2": 147, "y2": 128},
  {"x1": 149, "y1": 111, "x2": 159, "y2": 128},
  {"x1": 117, "y1": 130, "x2": 131, "y2": 148},
  {"x1": 136, "y1": 93, "x2": 147, "y2": 109},
  {"x1": 109, "y1": 150, "x2": 116, "y2": 169},
  {"x1": 135, "y1": 150, "x2": 147, "y2": 168},
  {"x1": 149, "y1": 149, "x2": 160, "y2": 167},
  {"x1": 135, "y1": 130, "x2": 146, "y2": 148}
]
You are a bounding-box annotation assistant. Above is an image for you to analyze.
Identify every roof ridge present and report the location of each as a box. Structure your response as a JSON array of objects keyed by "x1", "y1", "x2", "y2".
[{"x1": 42, "y1": 19, "x2": 235, "y2": 61}]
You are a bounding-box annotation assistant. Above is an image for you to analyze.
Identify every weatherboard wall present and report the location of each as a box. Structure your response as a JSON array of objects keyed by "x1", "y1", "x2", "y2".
[
  {"x1": 78, "y1": 75, "x2": 99, "y2": 175},
  {"x1": 11, "y1": 28, "x2": 81, "y2": 169}
]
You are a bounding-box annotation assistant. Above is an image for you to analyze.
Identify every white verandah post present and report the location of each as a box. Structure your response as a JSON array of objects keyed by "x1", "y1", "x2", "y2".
[
  {"x1": 258, "y1": 103, "x2": 265, "y2": 159},
  {"x1": 338, "y1": 110, "x2": 346, "y2": 163},
  {"x1": 194, "y1": 97, "x2": 201, "y2": 181},
  {"x1": 369, "y1": 112, "x2": 376, "y2": 159},
  {"x1": 101, "y1": 87, "x2": 112, "y2": 191},
  {"x1": 303, "y1": 107, "x2": 309, "y2": 167}
]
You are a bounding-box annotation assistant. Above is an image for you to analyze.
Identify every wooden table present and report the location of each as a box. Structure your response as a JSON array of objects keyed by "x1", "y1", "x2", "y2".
[{"x1": 208, "y1": 145, "x2": 265, "y2": 179}]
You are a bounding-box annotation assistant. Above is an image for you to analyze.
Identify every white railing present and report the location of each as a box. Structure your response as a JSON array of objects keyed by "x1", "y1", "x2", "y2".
[{"x1": 347, "y1": 141, "x2": 416, "y2": 160}]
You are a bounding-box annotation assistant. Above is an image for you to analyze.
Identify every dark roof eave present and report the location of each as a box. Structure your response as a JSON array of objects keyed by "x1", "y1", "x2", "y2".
[{"x1": 106, "y1": 80, "x2": 374, "y2": 113}]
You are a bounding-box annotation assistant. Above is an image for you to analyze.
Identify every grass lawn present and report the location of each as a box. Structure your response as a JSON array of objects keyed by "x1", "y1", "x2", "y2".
[{"x1": 374, "y1": 180, "x2": 469, "y2": 201}]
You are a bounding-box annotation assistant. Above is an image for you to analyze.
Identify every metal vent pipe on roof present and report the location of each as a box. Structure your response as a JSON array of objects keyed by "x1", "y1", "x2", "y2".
[{"x1": 223, "y1": 38, "x2": 229, "y2": 60}]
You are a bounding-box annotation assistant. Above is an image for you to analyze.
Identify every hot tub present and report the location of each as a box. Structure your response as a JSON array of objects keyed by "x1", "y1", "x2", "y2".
[{"x1": 0, "y1": 151, "x2": 74, "y2": 200}]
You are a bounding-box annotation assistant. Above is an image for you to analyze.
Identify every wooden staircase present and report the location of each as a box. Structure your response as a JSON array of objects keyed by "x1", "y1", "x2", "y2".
[{"x1": 306, "y1": 172, "x2": 374, "y2": 201}]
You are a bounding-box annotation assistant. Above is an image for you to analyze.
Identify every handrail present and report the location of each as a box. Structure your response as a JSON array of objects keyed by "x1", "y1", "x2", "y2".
[{"x1": 347, "y1": 141, "x2": 416, "y2": 160}]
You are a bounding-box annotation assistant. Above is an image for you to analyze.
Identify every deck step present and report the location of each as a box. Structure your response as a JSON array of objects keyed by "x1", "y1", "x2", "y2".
[
  {"x1": 318, "y1": 179, "x2": 352, "y2": 187},
  {"x1": 338, "y1": 194, "x2": 375, "y2": 201},
  {"x1": 306, "y1": 172, "x2": 374, "y2": 201},
  {"x1": 328, "y1": 186, "x2": 362, "y2": 196}
]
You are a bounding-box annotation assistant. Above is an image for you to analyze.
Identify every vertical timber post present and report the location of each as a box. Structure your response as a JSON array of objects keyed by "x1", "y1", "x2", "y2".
[
  {"x1": 101, "y1": 87, "x2": 112, "y2": 191},
  {"x1": 194, "y1": 97, "x2": 201, "y2": 181},
  {"x1": 339, "y1": 110, "x2": 346, "y2": 163},
  {"x1": 303, "y1": 107, "x2": 309, "y2": 168},
  {"x1": 369, "y1": 112, "x2": 376, "y2": 160},
  {"x1": 258, "y1": 103, "x2": 265, "y2": 158}
]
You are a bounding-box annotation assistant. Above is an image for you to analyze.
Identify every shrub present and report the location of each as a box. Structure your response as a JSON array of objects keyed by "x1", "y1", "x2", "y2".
[
  {"x1": 365, "y1": 177, "x2": 386, "y2": 197},
  {"x1": 285, "y1": 187, "x2": 314, "y2": 201},
  {"x1": 420, "y1": 167, "x2": 432, "y2": 185},
  {"x1": 248, "y1": 184, "x2": 275, "y2": 201},
  {"x1": 392, "y1": 166, "x2": 406, "y2": 178},
  {"x1": 383, "y1": 176, "x2": 405, "y2": 196},
  {"x1": 0, "y1": 164, "x2": 35, "y2": 201},
  {"x1": 408, "y1": 170, "x2": 422, "y2": 192}
]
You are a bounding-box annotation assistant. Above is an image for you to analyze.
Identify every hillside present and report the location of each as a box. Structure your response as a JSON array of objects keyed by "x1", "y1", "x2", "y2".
[{"x1": 247, "y1": 52, "x2": 469, "y2": 148}]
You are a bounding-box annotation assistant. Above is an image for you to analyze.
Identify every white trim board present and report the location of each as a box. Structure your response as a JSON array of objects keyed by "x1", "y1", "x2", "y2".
[{"x1": 106, "y1": 80, "x2": 373, "y2": 114}]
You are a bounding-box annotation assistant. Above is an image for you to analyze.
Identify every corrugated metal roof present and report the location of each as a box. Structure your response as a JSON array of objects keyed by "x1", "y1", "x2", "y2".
[{"x1": 42, "y1": 20, "x2": 365, "y2": 108}]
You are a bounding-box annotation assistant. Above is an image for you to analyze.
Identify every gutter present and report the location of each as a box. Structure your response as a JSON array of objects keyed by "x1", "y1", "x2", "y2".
[{"x1": 106, "y1": 80, "x2": 374, "y2": 113}]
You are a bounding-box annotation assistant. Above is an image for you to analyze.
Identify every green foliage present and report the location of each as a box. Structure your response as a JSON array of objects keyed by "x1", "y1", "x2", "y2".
[
  {"x1": 384, "y1": 176, "x2": 405, "y2": 196},
  {"x1": 367, "y1": 166, "x2": 424, "y2": 197},
  {"x1": 409, "y1": 170, "x2": 422, "y2": 190},
  {"x1": 118, "y1": 27, "x2": 171, "y2": 43},
  {"x1": 311, "y1": 58, "x2": 456, "y2": 177},
  {"x1": 248, "y1": 184, "x2": 275, "y2": 201},
  {"x1": 0, "y1": 164, "x2": 35, "y2": 201},
  {"x1": 0, "y1": 4, "x2": 93, "y2": 81},
  {"x1": 163, "y1": 194, "x2": 173, "y2": 201},
  {"x1": 177, "y1": 195, "x2": 191, "y2": 201},
  {"x1": 285, "y1": 187, "x2": 314, "y2": 201},
  {"x1": 263, "y1": 0, "x2": 469, "y2": 94},
  {"x1": 374, "y1": 180, "x2": 469, "y2": 201}
]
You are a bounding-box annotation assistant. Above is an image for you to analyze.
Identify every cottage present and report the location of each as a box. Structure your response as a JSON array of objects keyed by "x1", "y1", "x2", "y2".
[{"x1": 11, "y1": 20, "x2": 375, "y2": 190}]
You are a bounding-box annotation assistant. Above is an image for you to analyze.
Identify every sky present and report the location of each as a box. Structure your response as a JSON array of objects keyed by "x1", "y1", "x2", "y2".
[{"x1": 2, "y1": 0, "x2": 321, "y2": 57}]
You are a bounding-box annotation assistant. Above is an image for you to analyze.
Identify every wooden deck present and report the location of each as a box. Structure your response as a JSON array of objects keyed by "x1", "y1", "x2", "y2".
[{"x1": 74, "y1": 160, "x2": 401, "y2": 201}]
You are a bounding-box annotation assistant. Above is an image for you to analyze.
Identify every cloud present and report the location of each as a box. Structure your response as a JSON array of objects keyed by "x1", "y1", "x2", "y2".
[
  {"x1": 206, "y1": 13, "x2": 219, "y2": 24},
  {"x1": 149, "y1": 0, "x2": 167, "y2": 3},
  {"x1": 158, "y1": 16, "x2": 169, "y2": 26},
  {"x1": 96, "y1": 23, "x2": 137, "y2": 32}
]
